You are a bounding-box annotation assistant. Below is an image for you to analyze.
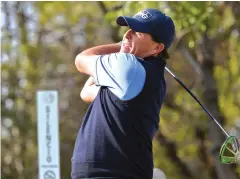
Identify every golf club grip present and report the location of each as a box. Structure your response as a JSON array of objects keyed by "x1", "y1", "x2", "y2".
[{"x1": 165, "y1": 67, "x2": 229, "y2": 137}]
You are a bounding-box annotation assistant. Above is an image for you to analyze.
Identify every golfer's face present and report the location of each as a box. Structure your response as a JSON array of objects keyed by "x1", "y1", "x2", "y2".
[{"x1": 120, "y1": 29, "x2": 158, "y2": 58}]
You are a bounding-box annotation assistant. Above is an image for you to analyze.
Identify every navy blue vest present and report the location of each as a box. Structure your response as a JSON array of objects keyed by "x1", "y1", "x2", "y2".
[{"x1": 72, "y1": 56, "x2": 166, "y2": 179}]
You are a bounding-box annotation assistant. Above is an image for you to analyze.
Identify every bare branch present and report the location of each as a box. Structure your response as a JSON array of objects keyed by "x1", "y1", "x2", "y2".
[
  {"x1": 171, "y1": 29, "x2": 203, "y2": 77},
  {"x1": 179, "y1": 45, "x2": 203, "y2": 77},
  {"x1": 109, "y1": 3, "x2": 126, "y2": 12},
  {"x1": 97, "y1": 1, "x2": 108, "y2": 14}
]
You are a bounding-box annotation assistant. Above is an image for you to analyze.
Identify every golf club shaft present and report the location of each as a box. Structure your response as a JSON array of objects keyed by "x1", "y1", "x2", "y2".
[{"x1": 165, "y1": 67, "x2": 230, "y2": 138}]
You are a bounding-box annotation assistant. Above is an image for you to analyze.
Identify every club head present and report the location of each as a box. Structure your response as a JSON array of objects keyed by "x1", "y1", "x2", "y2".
[{"x1": 219, "y1": 136, "x2": 240, "y2": 164}]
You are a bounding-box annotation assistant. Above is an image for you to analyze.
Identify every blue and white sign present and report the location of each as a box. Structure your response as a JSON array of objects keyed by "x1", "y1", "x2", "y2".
[{"x1": 37, "y1": 91, "x2": 60, "y2": 179}]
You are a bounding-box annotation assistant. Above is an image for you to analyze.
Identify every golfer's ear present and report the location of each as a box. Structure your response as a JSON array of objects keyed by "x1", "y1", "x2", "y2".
[{"x1": 153, "y1": 43, "x2": 164, "y2": 54}]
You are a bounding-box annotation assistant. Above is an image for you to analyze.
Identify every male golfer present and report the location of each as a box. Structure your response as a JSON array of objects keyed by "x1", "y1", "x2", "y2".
[{"x1": 72, "y1": 8, "x2": 175, "y2": 179}]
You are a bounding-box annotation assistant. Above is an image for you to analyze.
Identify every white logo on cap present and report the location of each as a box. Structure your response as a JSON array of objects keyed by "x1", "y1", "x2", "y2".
[{"x1": 135, "y1": 10, "x2": 152, "y2": 20}]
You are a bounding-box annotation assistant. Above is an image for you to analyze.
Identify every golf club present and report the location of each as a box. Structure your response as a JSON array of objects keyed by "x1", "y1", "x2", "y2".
[{"x1": 165, "y1": 66, "x2": 240, "y2": 164}]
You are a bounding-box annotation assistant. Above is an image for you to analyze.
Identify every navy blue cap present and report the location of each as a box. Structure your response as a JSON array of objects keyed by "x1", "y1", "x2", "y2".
[{"x1": 116, "y1": 8, "x2": 175, "y2": 49}]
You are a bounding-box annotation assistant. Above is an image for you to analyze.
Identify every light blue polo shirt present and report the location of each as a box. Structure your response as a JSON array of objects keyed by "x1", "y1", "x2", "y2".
[{"x1": 93, "y1": 53, "x2": 146, "y2": 100}]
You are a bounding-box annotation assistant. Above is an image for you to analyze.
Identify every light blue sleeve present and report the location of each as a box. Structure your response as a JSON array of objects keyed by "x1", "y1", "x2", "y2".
[{"x1": 93, "y1": 53, "x2": 146, "y2": 100}]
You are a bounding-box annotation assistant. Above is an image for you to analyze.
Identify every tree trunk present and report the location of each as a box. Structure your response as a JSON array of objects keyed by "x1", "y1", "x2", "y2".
[
  {"x1": 155, "y1": 131, "x2": 195, "y2": 179},
  {"x1": 195, "y1": 127, "x2": 218, "y2": 179}
]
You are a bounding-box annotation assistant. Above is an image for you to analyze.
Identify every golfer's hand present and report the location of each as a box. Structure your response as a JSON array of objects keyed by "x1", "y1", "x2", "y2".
[{"x1": 80, "y1": 76, "x2": 100, "y2": 103}]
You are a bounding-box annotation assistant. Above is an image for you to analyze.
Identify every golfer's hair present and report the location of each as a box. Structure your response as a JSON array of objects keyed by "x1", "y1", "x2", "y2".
[
  {"x1": 158, "y1": 49, "x2": 169, "y2": 60},
  {"x1": 150, "y1": 34, "x2": 170, "y2": 60}
]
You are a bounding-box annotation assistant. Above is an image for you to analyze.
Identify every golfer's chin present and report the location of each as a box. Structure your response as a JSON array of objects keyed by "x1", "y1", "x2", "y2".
[
  {"x1": 120, "y1": 47, "x2": 144, "y2": 58},
  {"x1": 120, "y1": 46, "x2": 131, "y2": 53},
  {"x1": 120, "y1": 48, "x2": 142, "y2": 58}
]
